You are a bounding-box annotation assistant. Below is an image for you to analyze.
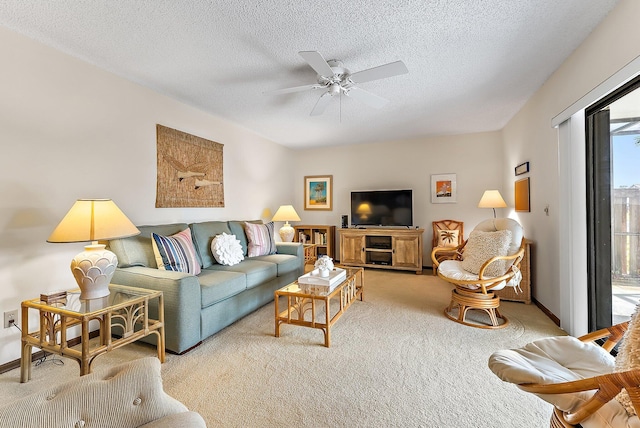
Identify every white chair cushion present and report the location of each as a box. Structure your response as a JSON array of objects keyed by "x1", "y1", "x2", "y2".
[
  {"x1": 438, "y1": 259, "x2": 508, "y2": 290},
  {"x1": 488, "y1": 336, "x2": 640, "y2": 428}
]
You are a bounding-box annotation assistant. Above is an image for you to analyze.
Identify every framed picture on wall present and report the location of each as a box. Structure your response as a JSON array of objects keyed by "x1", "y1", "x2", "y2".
[
  {"x1": 515, "y1": 177, "x2": 530, "y2": 212},
  {"x1": 515, "y1": 161, "x2": 530, "y2": 176},
  {"x1": 431, "y1": 173, "x2": 457, "y2": 204},
  {"x1": 304, "y1": 175, "x2": 333, "y2": 210}
]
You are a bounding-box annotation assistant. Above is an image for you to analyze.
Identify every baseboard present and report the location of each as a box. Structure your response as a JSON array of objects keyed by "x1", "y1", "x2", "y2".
[
  {"x1": 532, "y1": 297, "x2": 561, "y2": 326},
  {"x1": 0, "y1": 330, "x2": 100, "y2": 375}
]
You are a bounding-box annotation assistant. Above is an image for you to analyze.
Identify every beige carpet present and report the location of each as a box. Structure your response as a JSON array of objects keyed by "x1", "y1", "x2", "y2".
[{"x1": 1, "y1": 270, "x2": 565, "y2": 427}]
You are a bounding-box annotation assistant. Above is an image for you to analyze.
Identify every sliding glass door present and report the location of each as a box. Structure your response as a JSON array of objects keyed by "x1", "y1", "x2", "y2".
[{"x1": 586, "y1": 77, "x2": 640, "y2": 330}]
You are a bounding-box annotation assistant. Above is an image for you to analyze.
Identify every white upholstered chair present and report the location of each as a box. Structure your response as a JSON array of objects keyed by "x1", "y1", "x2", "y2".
[
  {"x1": 489, "y1": 318, "x2": 640, "y2": 427},
  {"x1": 431, "y1": 218, "x2": 525, "y2": 329}
]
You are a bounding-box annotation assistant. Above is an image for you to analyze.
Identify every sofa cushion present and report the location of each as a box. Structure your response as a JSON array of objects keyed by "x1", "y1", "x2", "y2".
[
  {"x1": 109, "y1": 223, "x2": 189, "y2": 268},
  {"x1": 198, "y1": 269, "x2": 247, "y2": 308},
  {"x1": 151, "y1": 228, "x2": 201, "y2": 275},
  {"x1": 244, "y1": 221, "x2": 277, "y2": 257},
  {"x1": 252, "y1": 254, "x2": 302, "y2": 276},
  {"x1": 189, "y1": 221, "x2": 232, "y2": 268},
  {"x1": 207, "y1": 259, "x2": 277, "y2": 289}
]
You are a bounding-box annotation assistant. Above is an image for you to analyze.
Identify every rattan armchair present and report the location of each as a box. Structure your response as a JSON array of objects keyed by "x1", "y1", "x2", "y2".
[
  {"x1": 431, "y1": 220, "x2": 464, "y2": 275},
  {"x1": 489, "y1": 322, "x2": 640, "y2": 427},
  {"x1": 431, "y1": 218, "x2": 525, "y2": 329}
]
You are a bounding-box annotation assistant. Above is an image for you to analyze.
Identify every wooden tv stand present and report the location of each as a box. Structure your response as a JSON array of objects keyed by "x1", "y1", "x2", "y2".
[{"x1": 338, "y1": 228, "x2": 424, "y2": 274}]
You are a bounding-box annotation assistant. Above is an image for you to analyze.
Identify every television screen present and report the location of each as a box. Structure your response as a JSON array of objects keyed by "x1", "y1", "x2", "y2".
[{"x1": 350, "y1": 190, "x2": 413, "y2": 227}]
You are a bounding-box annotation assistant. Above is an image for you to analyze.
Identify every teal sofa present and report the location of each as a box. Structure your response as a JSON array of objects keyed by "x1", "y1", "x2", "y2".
[{"x1": 107, "y1": 220, "x2": 303, "y2": 354}]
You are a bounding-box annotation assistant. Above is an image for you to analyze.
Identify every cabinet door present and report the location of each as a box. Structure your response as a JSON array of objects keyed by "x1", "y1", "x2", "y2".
[
  {"x1": 340, "y1": 234, "x2": 366, "y2": 264},
  {"x1": 392, "y1": 235, "x2": 421, "y2": 269}
]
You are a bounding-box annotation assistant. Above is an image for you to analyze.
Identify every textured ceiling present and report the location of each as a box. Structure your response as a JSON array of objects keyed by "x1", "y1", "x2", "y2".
[{"x1": 0, "y1": 1, "x2": 620, "y2": 148}]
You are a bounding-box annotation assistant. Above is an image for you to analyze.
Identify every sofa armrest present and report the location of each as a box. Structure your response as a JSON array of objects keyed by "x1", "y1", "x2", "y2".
[
  {"x1": 276, "y1": 242, "x2": 303, "y2": 258},
  {"x1": 138, "y1": 411, "x2": 207, "y2": 428},
  {"x1": 112, "y1": 267, "x2": 202, "y2": 354}
]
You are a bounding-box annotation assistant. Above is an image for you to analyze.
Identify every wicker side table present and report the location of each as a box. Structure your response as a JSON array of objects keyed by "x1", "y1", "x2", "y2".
[{"x1": 495, "y1": 239, "x2": 532, "y2": 304}]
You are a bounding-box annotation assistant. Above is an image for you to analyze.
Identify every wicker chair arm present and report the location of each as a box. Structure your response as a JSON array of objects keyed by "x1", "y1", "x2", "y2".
[
  {"x1": 477, "y1": 244, "x2": 525, "y2": 279},
  {"x1": 430, "y1": 241, "x2": 466, "y2": 268},
  {"x1": 578, "y1": 321, "x2": 629, "y2": 352},
  {"x1": 518, "y1": 368, "x2": 640, "y2": 425}
]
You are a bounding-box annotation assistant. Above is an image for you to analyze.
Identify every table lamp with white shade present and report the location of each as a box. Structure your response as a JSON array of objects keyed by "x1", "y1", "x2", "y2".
[
  {"x1": 271, "y1": 205, "x2": 301, "y2": 242},
  {"x1": 478, "y1": 190, "x2": 507, "y2": 218},
  {"x1": 47, "y1": 199, "x2": 140, "y2": 299}
]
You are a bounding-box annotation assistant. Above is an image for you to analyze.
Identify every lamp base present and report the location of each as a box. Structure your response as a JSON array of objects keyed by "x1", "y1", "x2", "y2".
[
  {"x1": 278, "y1": 223, "x2": 295, "y2": 242},
  {"x1": 71, "y1": 242, "x2": 117, "y2": 300}
]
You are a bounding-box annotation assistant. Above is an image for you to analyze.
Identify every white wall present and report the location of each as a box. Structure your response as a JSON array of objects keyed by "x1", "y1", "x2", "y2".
[
  {"x1": 0, "y1": 27, "x2": 294, "y2": 365},
  {"x1": 292, "y1": 132, "x2": 505, "y2": 261},
  {"x1": 502, "y1": 0, "x2": 640, "y2": 331}
]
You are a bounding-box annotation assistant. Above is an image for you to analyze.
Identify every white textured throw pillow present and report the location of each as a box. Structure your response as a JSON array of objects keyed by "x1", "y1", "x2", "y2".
[
  {"x1": 211, "y1": 233, "x2": 244, "y2": 266},
  {"x1": 615, "y1": 304, "x2": 640, "y2": 416},
  {"x1": 461, "y1": 229, "x2": 512, "y2": 277}
]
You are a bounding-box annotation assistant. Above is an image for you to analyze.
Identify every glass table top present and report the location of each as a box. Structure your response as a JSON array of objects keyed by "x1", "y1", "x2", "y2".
[{"x1": 24, "y1": 284, "x2": 158, "y2": 315}]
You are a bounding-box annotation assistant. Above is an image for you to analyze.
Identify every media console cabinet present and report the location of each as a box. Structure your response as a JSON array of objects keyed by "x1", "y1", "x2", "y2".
[{"x1": 338, "y1": 228, "x2": 424, "y2": 274}]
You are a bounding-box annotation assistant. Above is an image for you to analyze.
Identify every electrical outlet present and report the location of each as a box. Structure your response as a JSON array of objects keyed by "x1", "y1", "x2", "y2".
[{"x1": 4, "y1": 310, "x2": 17, "y2": 328}]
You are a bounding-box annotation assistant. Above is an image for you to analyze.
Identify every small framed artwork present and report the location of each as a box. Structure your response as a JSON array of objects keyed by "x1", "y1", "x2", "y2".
[
  {"x1": 431, "y1": 173, "x2": 457, "y2": 204},
  {"x1": 515, "y1": 177, "x2": 530, "y2": 212},
  {"x1": 304, "y1": 175, "x2": 333, "y2": 210},
  {"x1": 515, "y1": 161, "x2": 530, "y2": 176}
]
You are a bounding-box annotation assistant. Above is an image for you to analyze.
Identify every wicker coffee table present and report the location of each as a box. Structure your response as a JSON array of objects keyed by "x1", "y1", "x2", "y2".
[{"x1": 274, "y1": 267, "x2": 364, "y2": 347}]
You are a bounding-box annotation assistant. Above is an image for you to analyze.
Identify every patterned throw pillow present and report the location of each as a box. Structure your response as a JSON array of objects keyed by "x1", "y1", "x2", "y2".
[
  {"x1": 244, "y1": 221, "x2": 277, "y2": 257},
  {"x1": 437, "y1": 229, "x2": 459, "y2": 248},
  {"x1": 461, "y1": 229, "x2": 512, "y2": 277},
  {"x1": 151, "y1": 228, "x2": 201, "y2": 275},
  {"x1": 211, "y1": 233, "x2": 244, "y2": 266},
  {"x1": 615, "y1": 303, "x2": 640, "y2": 416}
]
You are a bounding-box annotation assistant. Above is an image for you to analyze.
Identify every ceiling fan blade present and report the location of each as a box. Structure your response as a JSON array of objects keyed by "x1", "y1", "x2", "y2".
[
  {"x1": 310, "y1": 92, "x2": 333, "y2": 116},
  {"x1": 299, "y1": 51, "x2": 335, "y2": 77},
  {"x1": 264, "y1": 84, "x2": 325, "y2": 95},
  {"x1": 345, "y1": 86, "x2": 389, "y2": 109},
  {"x1": 349, "y1": 60, "x2": 409, "y2": 84}
]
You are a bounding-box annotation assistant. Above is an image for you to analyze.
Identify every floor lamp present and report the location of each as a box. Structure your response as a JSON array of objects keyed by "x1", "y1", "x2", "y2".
[{"x1": 478, "y1": 190, "x2": 507, "y2": 218}]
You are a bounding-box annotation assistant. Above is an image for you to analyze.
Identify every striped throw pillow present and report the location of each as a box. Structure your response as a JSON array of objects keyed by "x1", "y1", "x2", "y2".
[
  {"x1": 244, "y1": 221, "x2": 277, "y2": 257},
  {"x1": 151, "y1": 228, "x2": 201, "y2": 275}
]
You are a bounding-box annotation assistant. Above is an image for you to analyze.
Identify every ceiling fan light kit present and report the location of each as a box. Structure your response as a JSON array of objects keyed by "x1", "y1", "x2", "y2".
[{"x1": 266, "y1": 51, "x2": 408, "y2": 116}]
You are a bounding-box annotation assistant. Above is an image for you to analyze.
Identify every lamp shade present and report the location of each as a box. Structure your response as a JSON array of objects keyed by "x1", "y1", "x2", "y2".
[
  {"x1": 477, "y1": 190, "x2": 507, "y2": 209},
  {"x1": 271, "y1": 205, "x2": 301, "y2": 222},
  {"x1": 48, "y1": 199, "x2": 140, "y2": 243},
  {"x1": 48, "y1": 199, "x2": 140, "y2": 299},
  {"x1": 272, "y1": 205, "x2": 300, "y2": 242}
]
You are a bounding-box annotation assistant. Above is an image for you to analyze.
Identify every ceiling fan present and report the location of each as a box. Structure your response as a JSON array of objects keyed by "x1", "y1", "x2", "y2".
[{"x1": 266, "y1": 51, "x2": 409, "y2": 116}]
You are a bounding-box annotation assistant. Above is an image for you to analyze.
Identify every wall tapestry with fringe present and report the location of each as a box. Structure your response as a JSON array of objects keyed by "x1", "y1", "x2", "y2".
[{"x1": 156, "y1": 124, "x2": 224, "y2": 208}]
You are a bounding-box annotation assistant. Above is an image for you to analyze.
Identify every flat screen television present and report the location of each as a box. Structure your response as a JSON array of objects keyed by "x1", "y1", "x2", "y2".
[{"x1": 350, "y1": 189, "x2": 413, "y2": 227}]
